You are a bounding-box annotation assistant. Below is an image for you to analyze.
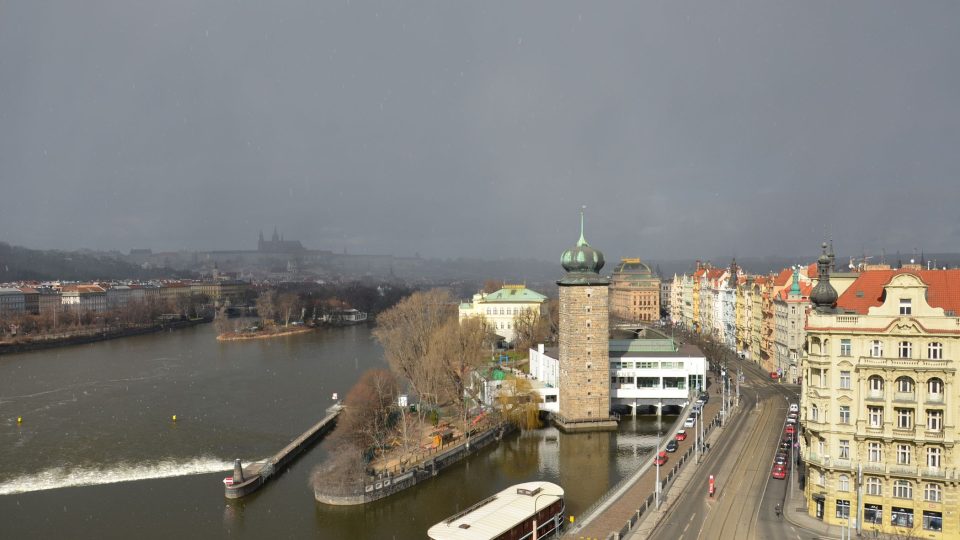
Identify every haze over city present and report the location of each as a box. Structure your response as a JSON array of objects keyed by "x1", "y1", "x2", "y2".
[{"x1": 2, "y1": 1, "x2": 959, "y2": 261}]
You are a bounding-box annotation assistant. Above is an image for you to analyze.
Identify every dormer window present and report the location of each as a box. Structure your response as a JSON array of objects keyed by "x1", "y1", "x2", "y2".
[{"x1": 899, "y1": 298, "x2": 912, "y2": 316}]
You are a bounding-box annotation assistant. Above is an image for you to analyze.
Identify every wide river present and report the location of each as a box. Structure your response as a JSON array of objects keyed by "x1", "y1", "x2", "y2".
[{"x1": 0, "y1": 323, "x2": 673, "y2": 539}]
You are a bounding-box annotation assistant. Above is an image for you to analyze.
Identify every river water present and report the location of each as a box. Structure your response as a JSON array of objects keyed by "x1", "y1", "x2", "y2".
[{"x1": 0, "y1": 323, "x2": 672, "y2": 539}]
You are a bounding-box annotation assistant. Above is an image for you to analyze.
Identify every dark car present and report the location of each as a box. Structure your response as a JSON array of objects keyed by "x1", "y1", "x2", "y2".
[
  {"x1": 774, "y1": 453, "x2": 788, "y2": 466},
  {"x1": 666, "y1": 440, "x2": 679, "y2": 453}
]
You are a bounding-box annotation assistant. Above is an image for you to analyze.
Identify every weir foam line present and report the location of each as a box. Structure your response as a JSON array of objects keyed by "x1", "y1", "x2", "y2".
[{"x1": 224, "y1": 404, "x2": 342, "y2": 499}]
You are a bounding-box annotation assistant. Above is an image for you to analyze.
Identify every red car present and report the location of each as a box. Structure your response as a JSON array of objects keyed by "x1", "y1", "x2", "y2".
[
  {"x1": 785, "y1": 425, "x2": 796, "y2": 435},
  {"x1": 769, "y1": 371, "x2": 780, "y2": 380},
  {"x1": 654, "y1": 451, "x2": 668, "y2": 466},
  {"x1": 675, "y1": 430, "x2": 687, "y2": 441},
  {"x1": 771, "y1": 464, "x2": 787, "y2": 479}
]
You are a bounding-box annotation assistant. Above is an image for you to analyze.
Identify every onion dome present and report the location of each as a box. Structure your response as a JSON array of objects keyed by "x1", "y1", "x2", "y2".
[
  {"x1": 810, "y1": 242, "x2": 838, "y2": 311},
  {"x1": 559, "y1": 209, "x2": 609, "y2": 286}
]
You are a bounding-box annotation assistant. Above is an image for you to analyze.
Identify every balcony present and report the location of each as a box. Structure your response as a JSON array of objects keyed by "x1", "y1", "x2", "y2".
[
  {"x1": 925, "y1": 393, "x2": 945, "y2": 405},
  {"x1": 920, "y1": 467, "x2": 947, "y2": 479},
  {"x1": 865, "y1": 391, "x2": 885, "y2": 402},
  {"x1": 892, "y1": 426, "x2": 917, "y2": 440},
  {"x1": 861, "y1": 462, "x2": 885, "y2": 474},
  {"x1": 858, "y1": 355, "x2": 953, "y2": 372},
  {"x1": 889, "y1": 464, "x2": 916, "y2": 476}
]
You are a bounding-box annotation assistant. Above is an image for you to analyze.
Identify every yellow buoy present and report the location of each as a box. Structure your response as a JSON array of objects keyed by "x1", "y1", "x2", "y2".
[
  {"x1": 172, "y1": 415, "x2": 177, "y2": 422},
  {"x1": 17, "y1": 416, "x2": 23, "y2": 424}
]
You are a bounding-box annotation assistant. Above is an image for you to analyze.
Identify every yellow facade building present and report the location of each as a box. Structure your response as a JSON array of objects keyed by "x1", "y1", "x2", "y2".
[{"x1": 801, "y1": 249, "x2": 959, "y2": 538}]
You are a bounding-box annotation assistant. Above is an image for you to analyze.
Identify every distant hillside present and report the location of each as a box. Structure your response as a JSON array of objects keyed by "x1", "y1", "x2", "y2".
[{"x1": 0, "y1": 242, "x2": 193, "y2": 282}]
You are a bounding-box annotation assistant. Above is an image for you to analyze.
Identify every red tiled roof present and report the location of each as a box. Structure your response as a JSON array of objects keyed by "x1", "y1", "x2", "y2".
[
  {"x1": 774, "y1": 268, "x2": 793, "y2": 287},
  {"x1": 836, "y1": 269, "x2": 960, "y2": 315},
  {"x1": 777, "y1": 282, "x2": 813, "y2": 300}
]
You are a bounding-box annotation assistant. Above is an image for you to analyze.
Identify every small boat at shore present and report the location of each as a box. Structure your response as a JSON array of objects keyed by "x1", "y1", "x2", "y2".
[{"x1": 427, "y1": 481, "x2": 564, "y2": 540}]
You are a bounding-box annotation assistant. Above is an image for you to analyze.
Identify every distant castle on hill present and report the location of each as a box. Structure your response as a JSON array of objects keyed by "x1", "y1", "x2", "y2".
[{"x1": 258, "y1": 227, "x2": 305, "y2": 254}]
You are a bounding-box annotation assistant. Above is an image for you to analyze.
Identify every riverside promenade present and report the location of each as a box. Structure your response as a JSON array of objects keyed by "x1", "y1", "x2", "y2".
[{"x1": 565, "y1": 379, "x2": 728, "y2": 540}]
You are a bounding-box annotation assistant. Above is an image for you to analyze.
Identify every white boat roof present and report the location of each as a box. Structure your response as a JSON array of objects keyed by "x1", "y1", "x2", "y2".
[{"x1": 427, "y1": 481, "x2": 564, "y2": 540}]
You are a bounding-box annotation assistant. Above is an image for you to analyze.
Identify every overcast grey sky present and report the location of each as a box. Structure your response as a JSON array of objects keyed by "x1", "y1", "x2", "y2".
[{"x1": 1, "y1": 1, "x2": 958, "y2": 262}]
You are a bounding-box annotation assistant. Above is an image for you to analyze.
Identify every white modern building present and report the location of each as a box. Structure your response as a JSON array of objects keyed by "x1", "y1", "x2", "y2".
[{"x1": 528, "y1": 329, "x2": 706, "y2": 415}]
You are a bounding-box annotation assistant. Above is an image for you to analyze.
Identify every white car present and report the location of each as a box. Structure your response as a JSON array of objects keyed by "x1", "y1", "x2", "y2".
[
  {"x1": 789, "y1": 403, "x2": 799, "y2": 413},
  {"x1": 684, "y1": 417, "x2": 696, "y2": 428}
]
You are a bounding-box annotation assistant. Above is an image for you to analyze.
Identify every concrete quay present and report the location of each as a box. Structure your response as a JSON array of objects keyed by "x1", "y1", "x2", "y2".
[{"x1": 224, "y1": 404, "x2": 342, "y2": 499}]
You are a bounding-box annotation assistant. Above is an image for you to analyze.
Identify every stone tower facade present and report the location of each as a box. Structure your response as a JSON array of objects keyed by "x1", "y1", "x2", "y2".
[{"x1": 555, "y1": 210, "x2": 617, "y2": 432}]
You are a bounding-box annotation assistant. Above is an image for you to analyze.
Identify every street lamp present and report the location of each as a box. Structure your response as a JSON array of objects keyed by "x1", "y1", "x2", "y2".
[
  {"x1": 655, "y1": 430, "x2": 662, "y2": 509},
  {"x1": 531, "y1": 489, "x2": 562, "y2": 540}
]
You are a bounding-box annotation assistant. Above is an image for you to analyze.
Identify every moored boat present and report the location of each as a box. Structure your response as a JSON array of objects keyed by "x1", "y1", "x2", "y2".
[{"x1": 427, "y1": 481, "x2": 564, "y2": 540}]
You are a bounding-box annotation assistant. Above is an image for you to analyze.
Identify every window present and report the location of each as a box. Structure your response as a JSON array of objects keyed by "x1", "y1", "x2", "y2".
[
  {"x1": 923, "y1": 511, "x2": 943, "y2": 532},
  {"x1": 898, "y1": 341, "x2": 912, "y2": 359},
  {"x1": 835, "y1": 499, "x2": 850, "y2": 518},
  {"x1": 927, "y1": 410, "x2": 943, "y2": 432},
  {"x1": 866, "y1": 477, "x2": 883, "y2": 496},
  {"x1": 869, "y1": 375, "x2": 884, "y2": 393},
  {"x1": 900, "y1": 298, "x2": 912, "y2": 315},
  {"x1": 891, "y1": 507, "x2": 914, "y2": 528},
  {"x1": 896, "y1": 444, "x2": 912, "y2": 465},
  {"x1": 928, "y1": 342, "x2": 943, "y2": 360},
  {"x1": 896, "y1": 377, "x2": 914, "y2": 393},
  {"x1": 896, "y1": 409, "x2": 913, "y2": 429},
  {"x1": 811, "y1": 404, "x2": 819, "y2": 422},
  {"x1": 839, "y1": 370, "x2": 851, "y2": 389},
  {"x1": 928, "y1": 378, "x2": 944, "y2": 397},
  {"x1": 868, "y1": 407, "x2": 883, "y2": 428},
  {"x1": 868, "y1": 442, "x2": 882, "y2": 462},
  {"x1": 892, "y1": 480, "x2": 913, "y2": 499},
  {"x1": 840, "y1": 339, "x2": 851, "y2": 357},
  {"x1": 927, "y1": 447, "x2": 942, "y2": 469},
  {"x1": 924, "y1": 483, "x2": 942, "y2": 502},
  {"x1": 839, "y1": 440, "x2": 850, "y2": 460},
  {"x1": 864, "y1": 504, "x2": 882, "y2": 524},
  {"x1": 871, "y1": 340, "x2": 884, "y2": 357},
  {"x1": 838, "y1": 475, "x2": 850, "y2": 492},
  {"x1": 839, "y1": 406, "x2": 850, "y2": 424},
  {"x1": 818, "y1": 470, "x2": 826, "y2": 486}
]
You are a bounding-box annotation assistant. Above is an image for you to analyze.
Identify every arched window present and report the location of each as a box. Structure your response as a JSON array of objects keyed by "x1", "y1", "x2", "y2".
[
  {"x1": 869, "y1": 375, "x2": 884, "y2": 393},
  {"x1": 838, "y1": 474, "x2": 850, "y2": 491},
  {"x1": 896, "y1": 376, "x2": 915, "y2": 393},
  {"x1": 893, "y1": 480, "x2": 913, "y2": 499}
]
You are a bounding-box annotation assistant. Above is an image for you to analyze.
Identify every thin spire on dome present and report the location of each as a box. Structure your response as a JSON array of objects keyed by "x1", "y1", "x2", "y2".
[{"x1": 578, "y1": 205, "x2": 587, "y2": 246}]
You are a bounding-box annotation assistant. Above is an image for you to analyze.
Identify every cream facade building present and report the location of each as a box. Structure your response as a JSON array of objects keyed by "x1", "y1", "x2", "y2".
[
  {"x1": 458, "y1": 285, "x2": 547, "y2": 344},
  {"x1": 609, "y1": 258, "x2": 660, "y2": 323},
  {"x1": 801, "y1": 253, "x2": 959, "y2": 538}
]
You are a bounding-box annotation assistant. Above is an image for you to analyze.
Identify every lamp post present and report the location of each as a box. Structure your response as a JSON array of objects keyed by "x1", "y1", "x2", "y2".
[
  {"x1": 531, "y1": 490, "x2": 561, "y2": 540},
  {"x1": 655, "y1": 430, "x2": 662, "y2": 509}
]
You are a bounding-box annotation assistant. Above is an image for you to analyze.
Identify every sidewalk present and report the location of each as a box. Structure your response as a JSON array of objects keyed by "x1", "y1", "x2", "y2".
[{"x1": 782, "y1": 459, "x2": 847, "y2": 539}]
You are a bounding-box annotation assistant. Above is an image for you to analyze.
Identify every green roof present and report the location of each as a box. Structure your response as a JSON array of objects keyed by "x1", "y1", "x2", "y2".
[
  {"x1": 482, "y1": 287, "x2": 547, "y2": 303},
  {"x1": 459, "y1": 302, "x2": 473, "y2": 310}
]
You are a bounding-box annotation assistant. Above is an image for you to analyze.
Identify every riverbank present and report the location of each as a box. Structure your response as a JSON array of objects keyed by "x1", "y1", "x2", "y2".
[
  {"x1": 0, "y1": 317, "x2": 212, "y2": 355},
  {"x1": 216, "y1": 327, "x2": 313, "y2": 341},
  {"x1": 314, "y1": 422, "x2": 516, "y2": 506}
]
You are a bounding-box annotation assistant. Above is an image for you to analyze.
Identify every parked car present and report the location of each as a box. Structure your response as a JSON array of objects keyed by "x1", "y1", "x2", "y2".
[
  {"x1": 780, "y1": 440, "x2": 792, "y2": 450},
  {"x1": 684, "y1": 417, "x2": 696, "y2": 428},
  {"x1": 789, "y1": 403, "x2": 799, "y2": 413},
  {"x1": 666, "y1": 440, "x2": 679, "y2": 453},
  {"x1": 785, "y1": 425, "x2": 796, "y2": 435},
  {"x1": 769, "y1": 371, "x2": 780, "y2": 380},
  {"x1": 786, "y1": 417, "x2": 797, "y2": 425},
  {"x1": 675, "y1": 430, "x2": 687, "y2": 441},
  {"x1": 699, "y1": 393, "x2": 710, "y2": 403},
  {"x1": 654, "y1": 451, "x2": 668, "y2": 465},
  {"x1": 774, "y1": 453, "x2": 788, "y2": 466},
  {"x1": 771, "y1": 464, "x2": 787, "y2": 479}
]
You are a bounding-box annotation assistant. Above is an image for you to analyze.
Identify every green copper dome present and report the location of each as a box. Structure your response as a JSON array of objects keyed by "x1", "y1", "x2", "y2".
[{"x1": 560, "y1": 210, "x2": 605, "y2": 275}]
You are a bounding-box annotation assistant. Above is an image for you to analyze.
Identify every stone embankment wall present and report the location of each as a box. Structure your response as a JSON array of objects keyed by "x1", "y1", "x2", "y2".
[
  {"x1": 315, "y1": 423, "x2": 516, "y2": 506},
  {"x1": 0, "y1": 317, "x2": 211, "y2": 355}
]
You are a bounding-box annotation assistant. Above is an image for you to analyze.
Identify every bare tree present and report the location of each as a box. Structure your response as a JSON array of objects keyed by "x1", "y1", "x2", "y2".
[
  {"x1": 277, "y1": 293, "x2": 299, "y2": 327},
  {"x1": 255, "y1": 290, "x2": 277, "y2": 326},
  {"x1": 428, "y1": 316, "x2": 491, "y2": 442},
  {"x1": 336, "y1": 369, "x2": 399, "y2": 460}
]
